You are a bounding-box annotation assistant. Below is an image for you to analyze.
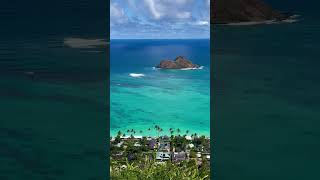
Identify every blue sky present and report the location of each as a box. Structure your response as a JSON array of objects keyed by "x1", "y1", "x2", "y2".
[{"x1": 110, "y1": 0, "x2": 210, "y2": 39}]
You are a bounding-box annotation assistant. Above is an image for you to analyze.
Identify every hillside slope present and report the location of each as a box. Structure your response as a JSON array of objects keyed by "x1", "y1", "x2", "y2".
[{"x1": 212, "y1": 0, "x2": 289, "y2": 24}]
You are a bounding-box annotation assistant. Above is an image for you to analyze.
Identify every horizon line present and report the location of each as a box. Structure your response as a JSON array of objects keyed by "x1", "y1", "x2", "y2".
[{"x1": 110, "y1": 38, "x2": 210, "y2": 40}]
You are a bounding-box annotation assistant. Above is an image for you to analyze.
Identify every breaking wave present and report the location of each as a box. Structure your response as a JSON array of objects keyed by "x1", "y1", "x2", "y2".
[
  {"x1": 180, "y1": 66, "x2": 204, "y2": 70},
  {"x1": 129, "y1": 73, "x2": 145, "y2": 78}
]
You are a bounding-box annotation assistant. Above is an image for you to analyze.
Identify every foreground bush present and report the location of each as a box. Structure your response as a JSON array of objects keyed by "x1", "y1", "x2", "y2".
[{"x1": 110, "y1": 159, "x2": 210, "y2": 180}]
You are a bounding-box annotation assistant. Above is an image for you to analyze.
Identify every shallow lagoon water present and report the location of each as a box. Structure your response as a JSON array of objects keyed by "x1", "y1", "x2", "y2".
[{"x1": 110, "y1": 39, "x2": 210, "y2": 137}]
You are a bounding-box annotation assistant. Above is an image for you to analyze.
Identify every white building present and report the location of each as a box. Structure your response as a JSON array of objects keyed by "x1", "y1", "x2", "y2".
[{"x1": 156, "y1": 152, "x2": 171, "y2": 161}]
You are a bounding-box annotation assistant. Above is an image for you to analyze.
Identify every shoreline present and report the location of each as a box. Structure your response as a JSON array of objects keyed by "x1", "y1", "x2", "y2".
[
  {"x1": 110, "y1": 134, "x2": 211, "y2": 140},
  {"x1": 110, "y1": 133, "x2": 210, "y2": 139},
  {"x1": 110, "y1": 125, "x2": 210, "y2": 138},
  {"x1": 110, "y1": 127, "x2": 210, "y2": 139},
  {"x1": 214, "y1": 15, "x2": 300, "y2": 26}
]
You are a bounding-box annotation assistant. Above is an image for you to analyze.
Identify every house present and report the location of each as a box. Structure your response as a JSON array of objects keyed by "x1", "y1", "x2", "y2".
[
  {"x1": 158, "y1": 141, "x2": 170, "y2": 152},
  {"x1": 133, "y1": 135, "x2": 143, "y2": 139},
  {"x1": 156, "y1": 152, "x2": 171, "y2": 161},
  {"x1": 111, "y1": 152, "x2": 124, "y2": 160},
  {"x1": 206, "y1": 154, "x2": 210, "y2": 160},
  {"x1": 195, "y1": 145, "x2": 204, "y2": 152},
  {"x1": 115, "y1": 141, "x2": 124, "y2": 147},
  {"x1": 185, "y1": 136, "x2": 192, "y2": 140},
  {"x1": 202, "y1": 152, "x2": 210, "y2": 160},
  {"x1": 148, "y1": 139, "x2": 157, "y2": 150},
  {"x1": 120, "y1": 136, "x2": 130, "y2": 139},
  {"x1": 196, "y1": 152, "x2": 202, "y2": 158},
  {"x1": 187, "y1": 143, "x2": 194, "y2": 149},
  {"x1": 121, "y1": 135, "x2": 143, "y2": 140},
  {"x1": 172, "y1": 152, "x2": 186, "y2": 162}
]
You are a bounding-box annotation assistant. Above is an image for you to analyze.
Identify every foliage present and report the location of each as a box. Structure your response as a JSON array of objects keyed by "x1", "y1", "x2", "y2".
[
  {"x1": 110, "y1": 159, "x2": 210, "y2": 180},
  {"x1": 114, "y1": 135, "x2": 121, "y2": 144},
  {"x1": 110, "y1": 127, "x2": 211, "y2": 179},
  {"x1": 172, "y1": 135, "x2": 189, "y2": 151},
  {"x1": 189, "y1": 151, "x2": 197, "y2": 158}
]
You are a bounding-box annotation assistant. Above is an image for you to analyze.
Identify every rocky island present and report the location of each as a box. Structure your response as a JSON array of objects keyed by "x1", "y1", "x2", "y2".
[
  {"x1": 156, "y1": 56, "x2": 200, "y2": 69},
  {"x1": 212, "y1": 0, "x2": 292, "y2": 24}
]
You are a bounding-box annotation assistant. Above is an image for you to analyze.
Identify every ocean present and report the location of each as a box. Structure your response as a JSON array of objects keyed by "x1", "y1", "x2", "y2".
[
  {"x1": 0, "y1": 0, "x2": 108, "y2": 179},
  {"x1": 110, "y1": 39, "x2": 210, "y2": 137},
  {"x1": 1, "y1": 0, "x2": 319, "y2": 179},
  {"x1": 0, "y1": 37, "x2": 108, "y2": 179},
  {"x1": 213, "y1": 10, "x2": 320, "y2": 179}
]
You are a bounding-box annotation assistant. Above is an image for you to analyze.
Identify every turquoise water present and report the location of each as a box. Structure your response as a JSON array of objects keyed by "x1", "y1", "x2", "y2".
[
  {"x1": 110, "y1": 39, "x2": 210, "y2": 137},
  {"x1": 0, "y1": 38, "x2": 107, "y2": 179},
  {"x1": 1, "y1": 0, "x2": 108, "y2": 179},
  {"x1": 213, "y1": 14, "x2": 320, "y2": 179}
]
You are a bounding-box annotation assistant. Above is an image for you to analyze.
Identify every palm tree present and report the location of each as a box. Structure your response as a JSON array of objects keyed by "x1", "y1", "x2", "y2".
[
  {"x1": 154, "y1": 125, "x2": 160, "y2": 137},
  {"x1": 127, "y1": 129, "x2": 130, "y2": 133},
  {"x1": 159, "y1": 128, "x2": 163, "y2": 136},
  {"x1": 176, "y1": 128, "x2": 181, "y2": 135},
  {"x1": 117, "y1": 131, "x2": 122, "y2": 137},
  {"x1": 186, "y1": 130, "x2": 189, "y2": 135},
  {"x1": 168, "y1": 128, "x2": 174, "y2": 136},
  {"x1": 147, "y1": 128, "x2": 151, "y2": 137},
  {"x1": 170, "y1": 130, "x2": 174, "y2": 136},
  {"x1": 170, "y1": 134, "x2": 174, "y2": 141},
  {"x1": 122, "y1": 134, "x2": 126, "y2": 137},
  {"x1": 153, "y1": 125, "x2": 161, "y2": 137},
  {"x1": 139, "y1": 130, "x2": 143, "y2": 134}
]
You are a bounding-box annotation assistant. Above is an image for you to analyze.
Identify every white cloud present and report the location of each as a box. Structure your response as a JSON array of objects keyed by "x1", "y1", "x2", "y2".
[
  {"x1": 141, "y1": 0, "x2": 193, "y2": 20},
  {"x1": 176, "y1": 12, "x2": 191, "y2": 19},
  {"x1": 144, "y1": 0, "x2": 162, "y2": 19},
  {"x1": 195, "y1": 20, "x2": 209, "y2": 26},
  {"x1": 111, "y1": 0, "x2": 209, "y2": 39},
  {"x1": 110, "y1": 3, "x2": 128, "y2": 24}
]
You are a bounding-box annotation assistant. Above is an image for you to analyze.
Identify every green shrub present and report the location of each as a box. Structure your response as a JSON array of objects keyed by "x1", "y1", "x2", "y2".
[{"x1": 110, "y1": 159, "x2": 210, "y2": 180}]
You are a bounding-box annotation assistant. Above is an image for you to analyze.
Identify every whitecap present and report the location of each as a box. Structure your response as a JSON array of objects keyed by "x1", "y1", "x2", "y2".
[
  {"x1": 180, "y1": 66, "x2": 204, "y2": 70},
  {"x1": 281, "y1": 19, "x2": 299, "y2": 23},
  {"x1": 129, "y1": 73, "x2": 145, "y2": 78}
]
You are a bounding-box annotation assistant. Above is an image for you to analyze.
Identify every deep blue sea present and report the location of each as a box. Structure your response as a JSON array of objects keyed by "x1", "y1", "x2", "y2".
[{"x1": 110, "y1": 39, "x2": 210, "y2": 137}]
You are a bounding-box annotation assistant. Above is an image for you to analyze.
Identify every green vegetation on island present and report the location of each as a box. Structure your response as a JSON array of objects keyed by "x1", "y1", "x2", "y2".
[{"x1": 110, "y1": 126, "x2": 211, "y2": 179}]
